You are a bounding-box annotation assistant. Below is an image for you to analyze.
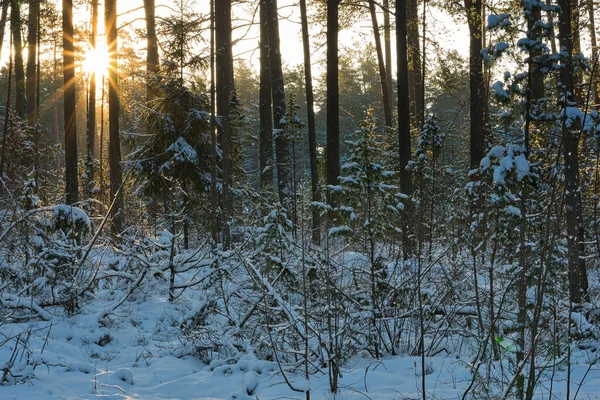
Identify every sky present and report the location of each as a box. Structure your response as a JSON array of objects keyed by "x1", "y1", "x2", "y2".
[
  {"x1": 0, "y1": 0, "x2": 469, "y2": 81},
  {"x1": 114, "y1": 0, "x2": 470, "y2": 79},
  {"x1": 229, "y1": 1, "x2": 470, "y2": 76}
]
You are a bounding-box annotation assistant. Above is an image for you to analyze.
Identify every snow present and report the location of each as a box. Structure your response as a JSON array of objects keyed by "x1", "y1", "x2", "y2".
[
  {"x1": 53, "y1": 205, "x2": 91, "y2": 230},
  {"x1": 515, "y1": 153, "x2": 530, "y2": 181},
  {"x1": 328, "y1": 225, "x2": 352, "y2": 236},
  {"x1": 1, "y1": 254, "x2": 600, "y2": 399},
  {"x1": 272, "y1": 129, "x2": 283, "y2": 139},
  {"x1": 483, "y1": 42, "x2": 510, "y2": 62},
  {"x1": 112, "y1": 368, "x2": 134, "y2": 385},
  {"x1": 494, "y1": 165, "x2": 507, "y2": 184},
  {"x1": 339, "y1": 176, "x2": 359, "y2": 185},
  {"x1": 485, "y1": 145, "x2": 530, "y2": 185},
  {"x1": 487, "y1": 13, "x2": 511, "y2": 29},
  {"x1": 488, "y1": 145, "x2": 505, "y2": 159},
  {"x1": 517, "y1": 37, "x2": 541, "y2": 51},
  {"x1": 158, "y1": 230, "x2": 174, "y2": 246},
  {"x1": 339, "y1": 205, "x2": 357, "y2": 220},
  {"x1": 377, "y1": 183, "x2": 399, "y2": 191},
  {"x1": 562, "y1": 106, "x2": 596, "y2": 132},
  {"x1": 496, "y1": 41, "x2": 509, "y2": 52},
  {"x1": 166, "y1": 137, "x2": 199, "y2": 164},
  {"x1": 310, "y1": 201, "x2": 330, "y2": 211},
  {"x1": 342, "y1": 161, "x2": 360, "y2": 169},
  {"x1": 492, "y1": 81, "x2": 510, "y2": 100},
  {"x1": 480, "y1": 156, "x2": 491, "y2": 170},
  {"x1": 505, "y1": 205, "x2": 521, "y2": 217},
  {"x1": 1, "y1": 304, "x2": 598, "y2": 400},
  {"x1": 241, "y1": 370, "x2": 259, "y2": 395}
]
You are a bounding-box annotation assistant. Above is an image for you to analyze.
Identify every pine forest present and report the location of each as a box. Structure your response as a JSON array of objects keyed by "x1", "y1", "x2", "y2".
[{"x1": 1, "y1": 0, "x2": 600, "y2": 398}]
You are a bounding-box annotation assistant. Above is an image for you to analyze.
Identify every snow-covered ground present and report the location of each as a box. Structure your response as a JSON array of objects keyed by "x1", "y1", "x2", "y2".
[{"x1": 2, "y1": 288, "x2": 600, "y2": 400}]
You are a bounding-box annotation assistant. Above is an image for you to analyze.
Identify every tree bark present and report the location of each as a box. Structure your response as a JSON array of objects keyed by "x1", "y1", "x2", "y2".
[
  {"x1": 215, "y1": 0, "x2": 234, "y2": 248},
  {"x1": 144, "y1": 0, "x2": 160, "y2": 102},
  {"x1": 0, "y1": 1, "x2": 8, "y2": 63},
  {"x1": 27, "y1": 0, "x2": 40, "y2": 191},
  {"x1": 397, "y1": 0, "x2": 413, "y2": 256},
  {"x1": 0, "y1": 29, "x2": 12, "y2": 178},
  {"x1": 300, "y1": 0, "x2": 321, "y2": 243},
  {"x1": 571, "y1": 0, "x2": 583, "y2": 102},
  {"x1": 266, "y1": 0, "x2": 293, "y2": 214},
  {"x1": 53, "y1": 38, "x2": 61, "y2": 170},
  {"x1": 526, "y1": 2, "x2": 544, "y2": 102},
  {"x1": 209, "y1": 0, "x2": 219, "y2": 243},
  {"x1": 368, "y1": 0, "x2": 392, "y2": 129},
  {"x1": 87, "y1": 0, "x2": 98, "y2": 198},
  {"x1": 547, "y1": 0, "x2": 561, "y2": 102},
  {"x1": 557, "y1": 0, "x2": 588, "y2": 304},
  {"x1": 464, "y1": 0, "x2": 485, "y2": 170},
  {"x1": 106, "y1": 0, "x2": 125, "y2": 232},
  {"x1": 383, "y1": 0, "x2": 393, "y2": 113},
  {"x1": 588, "y1": 0, "x2": 599, "y2": 108},
  {"x1": 326, "y1": 0, "x2": 340, "y2": 205},
  {"x1": 11, "y1": 0, "x2": 26, "y2": 119},
  {"x1": 259, "y1": 0, "x2": 273, "y2": 192},
  {"x1": 420, "y1": 0, "x2": 427, "y2": 127},
  {"x1": 407, "y1": 0, "x2": 422, "y2": 128},
  {"x1": 63, "y1": 0, "x2": 79, "y2": 204},
  {"x1": 26, "y1": 0, "x2": 39, "y2": 127}
]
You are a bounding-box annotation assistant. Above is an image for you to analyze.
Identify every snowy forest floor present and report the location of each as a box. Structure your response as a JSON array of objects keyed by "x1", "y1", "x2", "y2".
[{"x1": 2, "y1": 285, "x2": 600, "y2": 399}]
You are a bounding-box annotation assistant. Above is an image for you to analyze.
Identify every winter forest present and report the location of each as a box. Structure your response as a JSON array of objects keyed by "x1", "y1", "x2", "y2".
[{"x1": 1, "y1": 0, "x2": 600, "y2": 398}]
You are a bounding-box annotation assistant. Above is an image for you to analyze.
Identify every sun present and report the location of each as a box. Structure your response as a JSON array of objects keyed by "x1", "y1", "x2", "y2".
[{"x1": 82, "y1": 46, "x2": 110, "y2": 76}]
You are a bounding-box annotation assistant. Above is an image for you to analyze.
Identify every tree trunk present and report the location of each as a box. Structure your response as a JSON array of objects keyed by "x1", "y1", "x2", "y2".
[
  {"x1": 106, "y1": 0, "x2": 125, "y2": 232},
  {"x1": 87, "y1": 0, "x2": 98, "y2": 199},
  {"x1": 571, "y1": 0, "x2": 583, "y2": 102},
  {"x1": 464, "y1": 0, "x2": 485, "y2": 170},
  {"x1": 27, "y1": 0, "x2": 39, "y2": 191},
  {"x1": 53, "y1": 34, "x2": 61, "y2": 171},
  {"x1": 215, "y1": 0, "x2": 234, "y2": 249},
  {"x1": 557, "y1": 0, "x2": 588, "y2": 304},
  {"x1": 407, "y1": 0, "x2": 422, "y2": 128},
  {"x1": 63, "y1": 0, "x2": 79, "y2": 204},
  {"x1": 383, "y1": 0, "x2": 393, "y2": 113},
  {"x1": 420, "y1": 0, "x2": 427, "y2": 127},
  {"x1": 259, "y1": 0, "x2": 273, "y2": 192},
  {"x1": 0, "y1": 29, "x2": 12, "y2": 178},
  {"x1": 326, "y1": 0, "x2": 340, "y2": 205},
  {"x1": 26, "y1": 0, "x2": 39, "y2": 127},
  {"x1": 300, "y1": 0, "x2": 321, "y2": 243},
  {"x1": 99, "y1": 76, "x2": 105, "y2": 193},
  {"x1": 397, "y1": 0, "x2": 413, "y2": 256},
  {"x1": 11, "y1": 0, "x2": 26, "y2": 119},
  {"x1": 144, "y1": 0, "x2": 159, "y2": 102},
  {"x1": 588, "y1": 0, "x2": 599, "y2": 108},
  {"x1": 143, "y1": 0, "x2": 159, "y2": 235},
  {"x1": 210, "y1": 0, "x2": 219, "y2": 243},
  {"x1": 0, "y1": 1, "x2": 8, "y2": 62},
  {"x1": 35, "y1": 4, "x2": 42, "y2": 200},
  {"x1": 547, "y1": 0, "x2": 561, "y2": 102},
  {"x1": 368, "y1": 0, "x2": 392, "y2": 129},
  {"x1": 266, "y1": 0, "x2": 293, "y2": 215},
  {"x1": 527, "y1": 2, "x2": 544, "y2": 102}
]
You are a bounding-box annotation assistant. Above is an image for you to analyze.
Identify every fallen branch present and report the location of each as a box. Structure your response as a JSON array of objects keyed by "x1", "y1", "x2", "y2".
[{"x1": 98, "y1": 266, "x2": 148, "y2": 323}]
